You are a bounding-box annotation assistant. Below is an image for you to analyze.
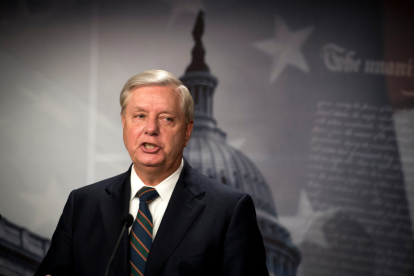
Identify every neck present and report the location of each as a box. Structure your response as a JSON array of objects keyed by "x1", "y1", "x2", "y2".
[{"x1": 134, "y1": 159, "x2": 182, "y2": 186}]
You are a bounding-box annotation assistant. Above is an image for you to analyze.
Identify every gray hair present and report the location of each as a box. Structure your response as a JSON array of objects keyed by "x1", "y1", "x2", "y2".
[{"x1": 120, "y1": 70, "x2": 194, "y2": 123}]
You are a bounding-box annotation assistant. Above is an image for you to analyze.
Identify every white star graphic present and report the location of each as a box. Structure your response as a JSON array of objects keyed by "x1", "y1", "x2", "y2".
[
  {"x1": 228, "y1": 138, "x2": 246, "y2": 149},
  {"x1": 158, "y1": 0, "x2": 205, "y2": 28},
  {"x1": 19, "y1": 178, "x2": 66, "y2": 235},
  {"x1": 278, "y1": 189, "x2": 337, "y2": 248},
  {"x1": 253, "y1": 15, "x2": 314, "y2": 83}
]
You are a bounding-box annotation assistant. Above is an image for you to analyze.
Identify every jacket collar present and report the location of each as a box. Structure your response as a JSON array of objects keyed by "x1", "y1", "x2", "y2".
[
  {"x1": 145, "y1": 159, "x2": 206, "y2": 276},
  {"x1": 99, "y1": 166, "x2": 132, "y2": 276}
]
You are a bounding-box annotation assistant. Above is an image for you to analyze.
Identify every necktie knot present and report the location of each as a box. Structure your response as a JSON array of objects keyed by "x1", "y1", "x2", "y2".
[{"x1": 137, "y1": 186, "x2": 159, "y2": 202}]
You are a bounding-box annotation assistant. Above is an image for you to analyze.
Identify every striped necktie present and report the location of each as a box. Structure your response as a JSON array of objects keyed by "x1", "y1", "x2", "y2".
[{"x1": 130, "y1": 186, "x2": 159, "y2": 276}]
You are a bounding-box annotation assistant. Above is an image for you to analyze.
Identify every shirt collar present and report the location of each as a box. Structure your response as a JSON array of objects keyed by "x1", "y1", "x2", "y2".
[{"x1": 130, "y1": 159, "x2": 184, "y2": 202}]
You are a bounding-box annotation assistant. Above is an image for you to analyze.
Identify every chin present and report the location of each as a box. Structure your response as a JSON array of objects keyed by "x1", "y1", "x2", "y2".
[{"x1": 136, "y1": 156, "x2": 164, "y2": 168}]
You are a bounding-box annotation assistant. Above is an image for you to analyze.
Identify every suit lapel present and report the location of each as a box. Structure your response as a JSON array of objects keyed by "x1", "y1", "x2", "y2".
[
  {"x1": 145, "y1": 161, "x2": 206, "y2": 276},
  {"x1": 98, "y1": 167, "x2": 131, "y2": 276}
]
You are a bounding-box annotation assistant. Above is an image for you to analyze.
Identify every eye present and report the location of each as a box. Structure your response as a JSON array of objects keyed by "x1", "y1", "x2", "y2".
[
  {"x1": 137, "y1": 114, "x2": 145, "y2": 118},
  {"x1": 165, "y1": 117, "x2": 172, "y2": 122}
]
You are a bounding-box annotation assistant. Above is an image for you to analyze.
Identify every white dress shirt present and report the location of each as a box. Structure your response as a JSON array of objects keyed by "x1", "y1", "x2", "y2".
[{"x1": 128, "y1": 159, "x2": 183, "y2": 240}]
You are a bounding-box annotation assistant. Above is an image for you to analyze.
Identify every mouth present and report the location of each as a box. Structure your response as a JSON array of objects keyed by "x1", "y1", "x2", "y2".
[
  {"x1": 143, "y1": 143, "x2": 157, "y2": 149},
  {"x1": 141, "y1": 142, "x2": 160, "y2": 152}
]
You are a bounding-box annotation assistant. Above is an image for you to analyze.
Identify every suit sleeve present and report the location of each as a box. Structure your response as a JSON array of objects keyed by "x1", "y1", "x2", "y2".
[
  {"x1": 35, "y1": 191, "x2": 76, "y2": 276},
  {"x1": 222, "y1": 194, "x2": 269, "y2": 276}
]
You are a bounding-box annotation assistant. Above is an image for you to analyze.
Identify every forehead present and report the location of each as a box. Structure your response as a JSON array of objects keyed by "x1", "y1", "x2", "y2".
[{"x1": 127, "y1": 86, "x2": 181, "y2": 111}]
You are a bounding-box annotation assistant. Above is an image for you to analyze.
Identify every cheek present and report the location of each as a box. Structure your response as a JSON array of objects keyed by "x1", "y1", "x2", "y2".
[
  {"x1": 125, "y1": 125, "x2": 143, "y2": 143},
  {"x1": 167, "y1": 130, "x2": 186, "y2": 150}
]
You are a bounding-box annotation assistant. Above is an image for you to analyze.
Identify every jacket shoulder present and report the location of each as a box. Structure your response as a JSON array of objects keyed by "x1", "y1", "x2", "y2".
[
  {"x1": 72, "y1": 169, "x2": 130, "y2": 199},
  {"x1": 196, "y1": 172, "x2": 248, "y2": 205}
]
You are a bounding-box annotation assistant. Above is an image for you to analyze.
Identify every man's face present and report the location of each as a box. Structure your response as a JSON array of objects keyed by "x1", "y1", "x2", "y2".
[{"x1": 122, "y1": 86, "x2": 193, "y2": 174}]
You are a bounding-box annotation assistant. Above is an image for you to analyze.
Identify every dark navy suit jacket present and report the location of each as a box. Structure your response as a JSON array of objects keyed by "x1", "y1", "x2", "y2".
[{"x1": 35, "y1": 160, "x2": 268, "y2": 276}]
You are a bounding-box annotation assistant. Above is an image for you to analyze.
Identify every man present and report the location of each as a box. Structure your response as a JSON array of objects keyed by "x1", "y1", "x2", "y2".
[{"x1": 35, "y1": 70, "x2": 268, "y2": 276}]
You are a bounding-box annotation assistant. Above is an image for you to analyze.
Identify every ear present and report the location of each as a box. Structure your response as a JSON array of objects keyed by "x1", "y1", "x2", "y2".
[
  {"x1": 121, "y1": 115, "x2": 126, "y2": 129},
  {"x1": 184, "y1": 120, "x2": 194, "y2": 147}
]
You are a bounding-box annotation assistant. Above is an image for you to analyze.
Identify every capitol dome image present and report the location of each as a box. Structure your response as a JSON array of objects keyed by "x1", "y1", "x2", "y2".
[
  {"x1": 0, "y1": 9, "x2": 301, "y2": 276},
  {"x1": 181, "y1": 11, "x2": 301, "y2": 276}
]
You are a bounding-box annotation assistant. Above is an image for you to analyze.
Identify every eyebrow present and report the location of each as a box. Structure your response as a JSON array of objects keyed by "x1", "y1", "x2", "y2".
[{"x1": 131, "y1": 107, "x2": 176, "y2": 115}]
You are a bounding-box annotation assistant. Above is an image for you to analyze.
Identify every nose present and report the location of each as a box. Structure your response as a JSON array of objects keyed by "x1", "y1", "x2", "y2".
[{"x1": 144, "y1": 117, "x2": 159, "y2": 136}]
